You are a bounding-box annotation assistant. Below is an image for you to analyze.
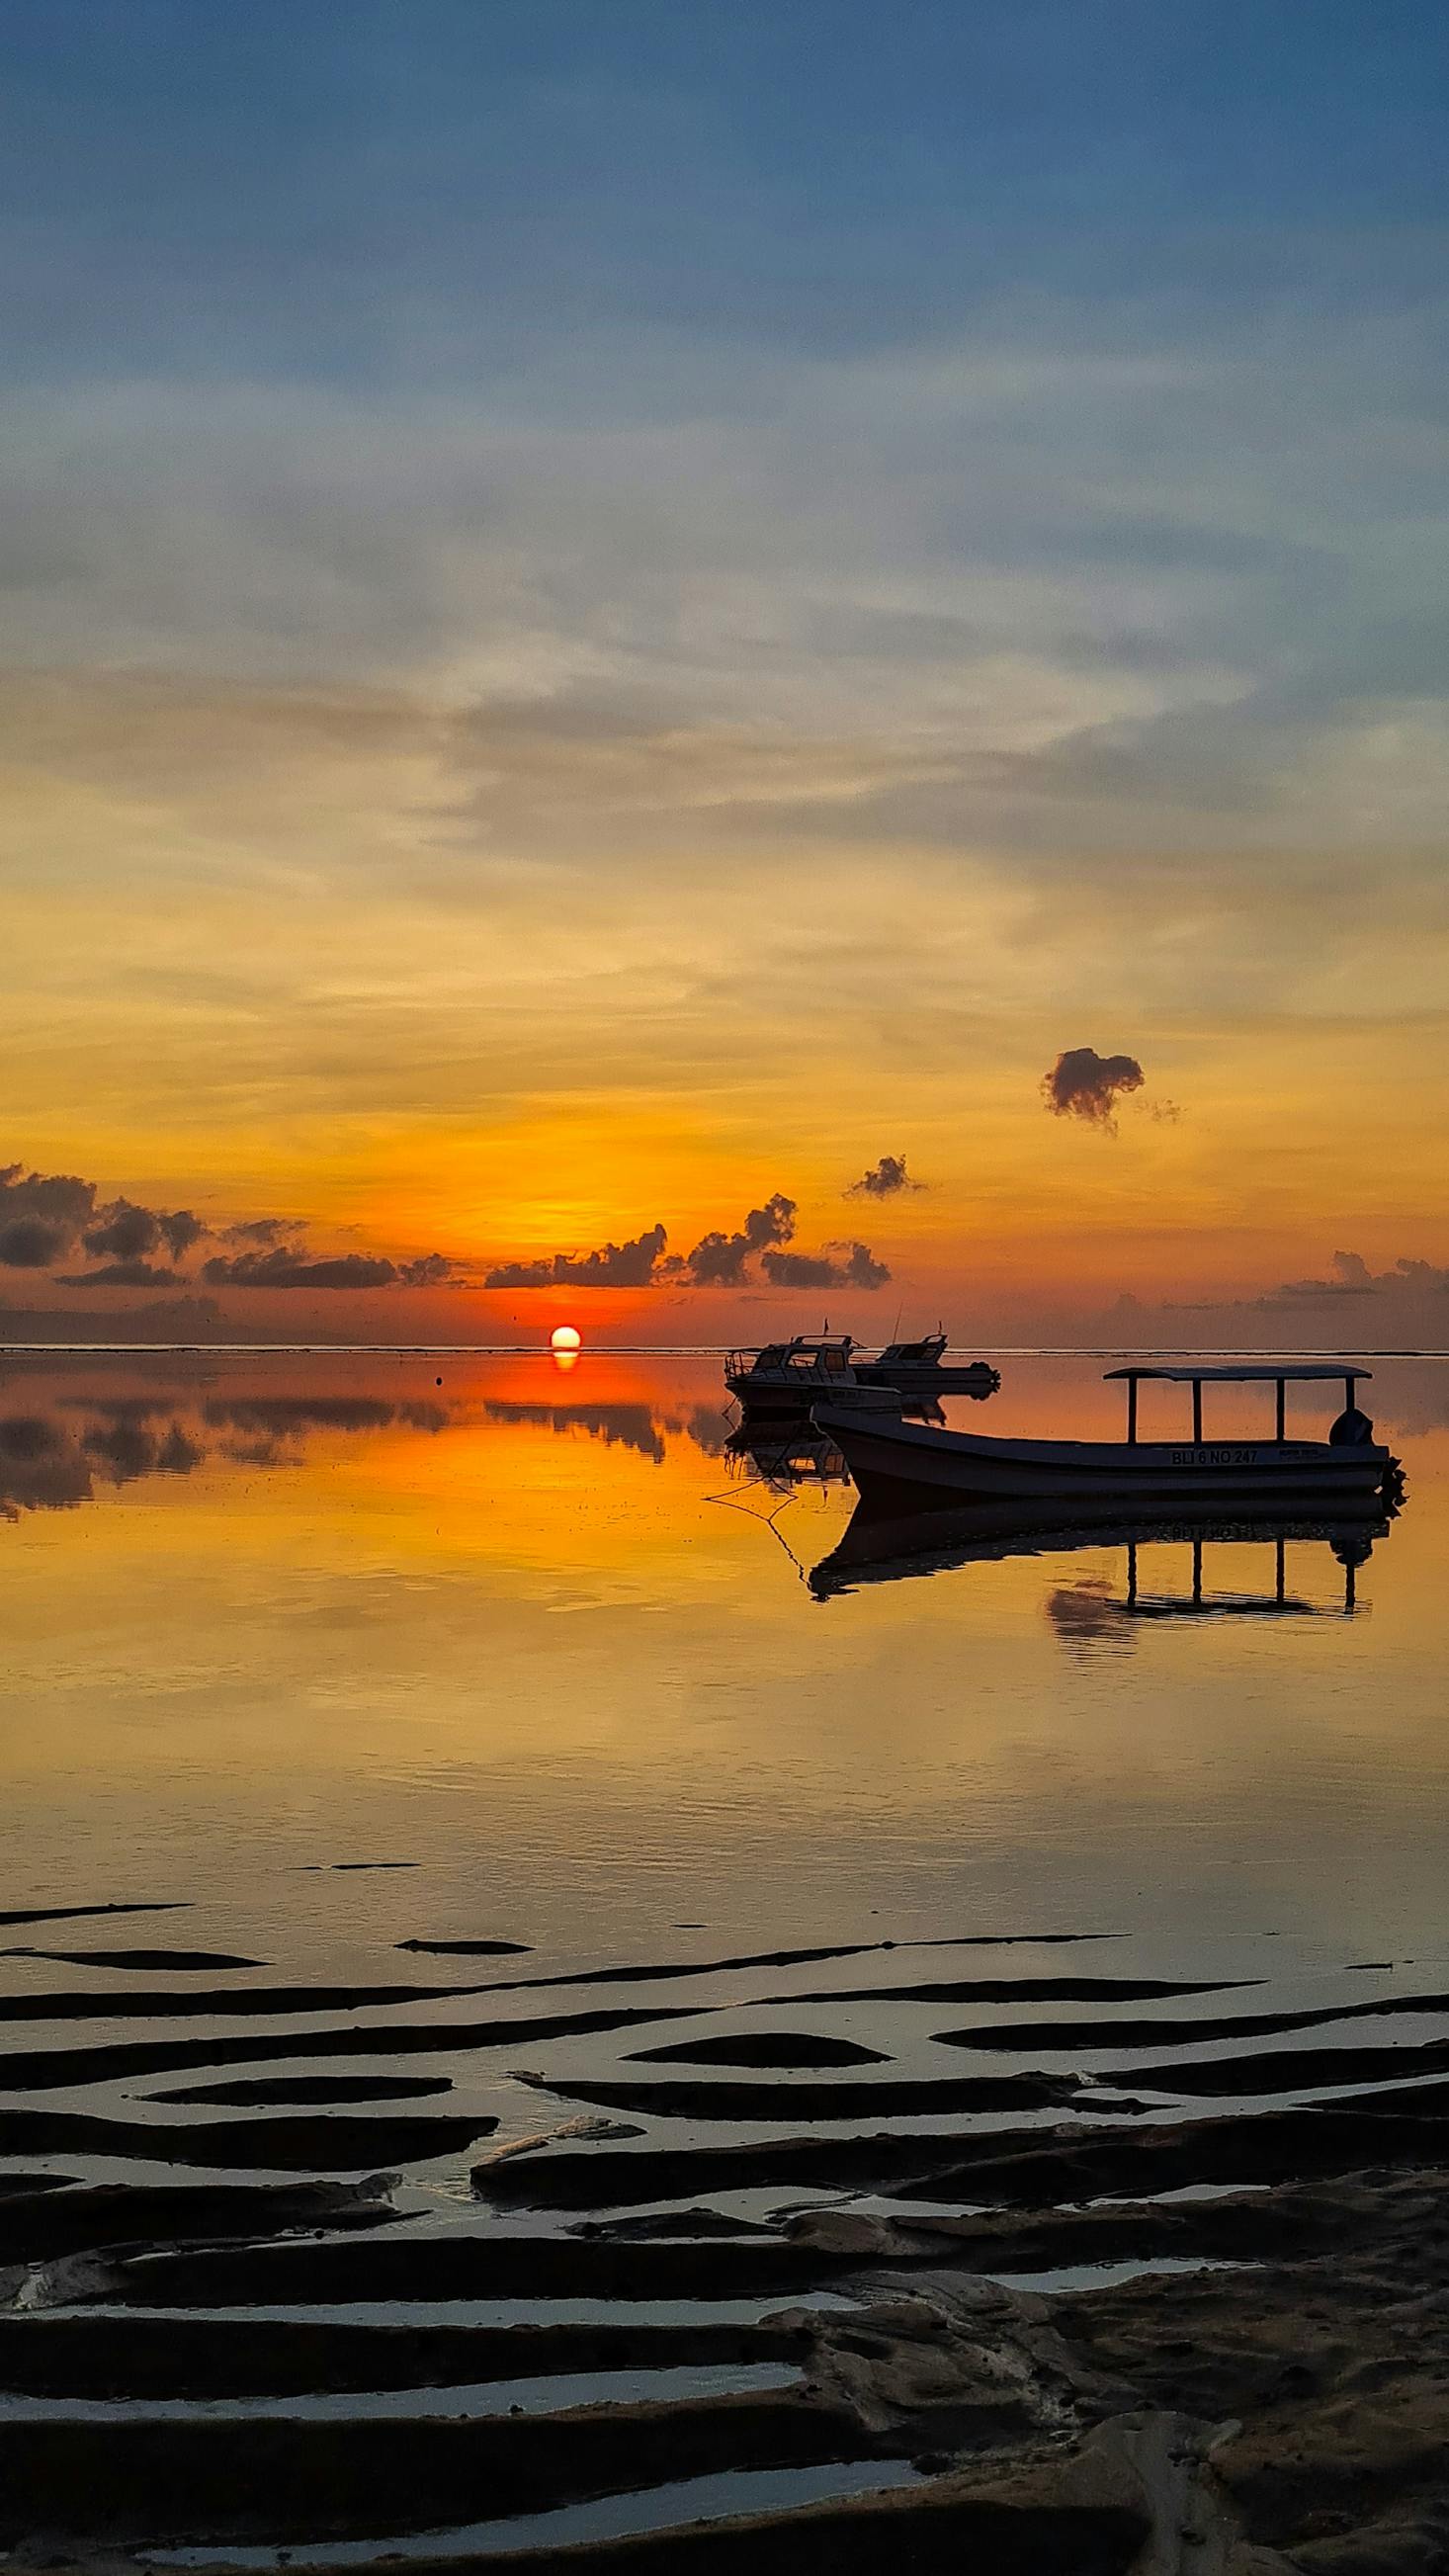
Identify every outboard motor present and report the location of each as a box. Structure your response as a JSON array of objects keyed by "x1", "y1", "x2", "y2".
[{"x1": 1328, "y1": 1404, "x2": 1375, "y2": 1447}]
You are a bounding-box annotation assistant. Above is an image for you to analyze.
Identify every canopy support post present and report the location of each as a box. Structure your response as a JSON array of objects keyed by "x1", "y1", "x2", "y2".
[
  {"x1": 1275, "y1": 1379, "x2": 1286, "y2": 1443},
  {"x1": 1191, "y1": 1379, "x2": 1203, "y2": 1442},
  {"x1": 1126, "y1": 1376, "x2": 1139, "y2": 1444}
]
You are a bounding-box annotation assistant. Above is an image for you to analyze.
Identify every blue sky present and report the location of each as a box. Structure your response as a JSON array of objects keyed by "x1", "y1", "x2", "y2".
[{"x1": 7, "y1": 1, "x2": 1448, "y2": 382}]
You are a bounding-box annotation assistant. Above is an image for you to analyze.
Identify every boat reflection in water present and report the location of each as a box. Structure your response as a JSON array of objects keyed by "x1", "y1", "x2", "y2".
[
  {"x1": 810, "y1": 1494, "x2": 1390, "y2": 1615},
  {"x1": 728, "y1": 1403, "x2": 945, "y2": 1496}
]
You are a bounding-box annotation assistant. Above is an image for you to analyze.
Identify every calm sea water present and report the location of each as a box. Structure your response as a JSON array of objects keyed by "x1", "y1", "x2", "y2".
[{"x1": 1, "y1": 1347, "x2": 1443, "y2": 1989}]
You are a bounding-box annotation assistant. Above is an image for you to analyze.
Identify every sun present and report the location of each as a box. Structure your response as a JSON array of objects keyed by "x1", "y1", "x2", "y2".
[{"x1": 551, "y1": 1324, "x2": 582, "y2": 1352}]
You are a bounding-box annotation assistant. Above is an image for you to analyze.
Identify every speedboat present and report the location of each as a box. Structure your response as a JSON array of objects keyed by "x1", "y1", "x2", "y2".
[
  {"x1": 852, "y1": 1332, "x2": 1000, "y2": 1400},
  {"x1": 813, "y1": 1363, "x2": 1401, "y2": 1512},
  {"x1": 724, "y1": 1334, "x2": 902, "y2": 1418}
]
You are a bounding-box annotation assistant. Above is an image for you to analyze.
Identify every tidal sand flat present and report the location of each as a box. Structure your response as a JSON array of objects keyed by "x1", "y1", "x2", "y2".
[{"x1": 2, "y1": 1894, "x2": 1449, "y2": 2571}]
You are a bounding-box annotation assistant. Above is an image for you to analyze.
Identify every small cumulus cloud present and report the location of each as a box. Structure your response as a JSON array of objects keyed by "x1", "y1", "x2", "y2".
[
  {"x1": 219, "y1": 1217, "x2": 301, "y2": 1248},
  {"x1": 680, "y1": 1193, "x2": 796, "y2": 1287},
  {"x1": 398, "y1": 1252, "x2": 456, "y2": 1288},
  {"x1": 0, "y1": 1217, "x2": 74, "y2": 1269},
  {"x1": 845, "y1": 1155, "x2": 924, "y2": 1199},
  {"x1": 1042, "y1": 1046, "x2": 1147, "y2": 1132},
  {"x1": 0, "y1": 1165, "x2": 96, "y2": 1230},
  {"x1": 82, "y1": 1197, "x2": 204, "y2": 1264}
]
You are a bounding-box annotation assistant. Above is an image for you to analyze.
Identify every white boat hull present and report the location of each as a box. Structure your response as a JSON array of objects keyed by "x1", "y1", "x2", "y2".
[{"x1": 813, "y1": 1408, "x2": 1396, "y2": 1510}]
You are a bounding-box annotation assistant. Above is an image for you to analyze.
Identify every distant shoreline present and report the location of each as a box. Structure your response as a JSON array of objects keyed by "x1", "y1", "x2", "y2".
[{"x1": 1, "y1": 1344, "x2": 1446, "y2": 1361}]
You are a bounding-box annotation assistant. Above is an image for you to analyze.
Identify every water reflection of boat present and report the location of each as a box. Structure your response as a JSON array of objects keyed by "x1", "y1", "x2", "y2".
[
  {"x1": 725, "y1": 1425, "x2": 852, "y2": 1490},
  {"x1": 852, "y1": 1334, "x2": 1000, "y2": 1400},
  {"x1": 816, "y1": 1363, "x2": 1401, "y2": 1511},
  {"x1": 810, "y1": 1495, "x2": 1390, "y2": 1607},
  {"x1": 728, "y1": 1402, "x2": 946, "y2": 1492}
]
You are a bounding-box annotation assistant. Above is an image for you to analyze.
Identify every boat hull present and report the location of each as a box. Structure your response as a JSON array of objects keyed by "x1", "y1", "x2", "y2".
[
  {"x1": 813, "y1": 1408, "x2": 1397, "y2": 1511},
  {"x1": 726, "y1": 1375, "x2": 900, "y2": 1417},
  {"x1": 853, "y1": 1360, "x2": 999, "y2": 1398}
]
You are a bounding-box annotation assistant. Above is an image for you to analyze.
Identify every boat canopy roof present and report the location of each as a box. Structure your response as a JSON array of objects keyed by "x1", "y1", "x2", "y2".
[{"x1": 1103, "y1": 1363, "x2": 1371, "y2": 1384}]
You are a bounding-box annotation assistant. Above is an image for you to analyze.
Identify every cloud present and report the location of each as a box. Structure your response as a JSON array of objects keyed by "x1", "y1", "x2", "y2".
[
  {"x1": 202, "y1": 1247, "x2": 418, "y2": 1291},
  {"x1": 484, "y1": 1225, "x2": 669, "y2": 1291},
  {"x1": 484, "y1": 1195, "x2": 889, "y2": 1293},
  {"x1": 81, "y1": 1196, "x2": 204, "y2": 1263},
  {"x1": 0, "y1": 1164, "x2": 98, "y2": 1266},
  {"x1": 1260, "y1": 1249, "x2": 1381, "y2": 1305},
  {"x1": 845, "y1": 1155, "x2": 923, "y2": 1199},
  {"x1": 760, "y1": 1240, "x2": 891, "y2": 1290},
  {"x1": 0, "y1": 1165, "x2": 96, "y2": 1229},
  {"x1": 682, "y1": 1193, "x2": 796, "y2": 1287},
  {"x1": 0, "y1": 1217, "x2": 74, "y2": 1269},
  {"x1": 219, "y1": 1217, "x2": 301, "y2": 1247},
  {"x1": 1042, "y1": 1046, "x2": 1147, "y2": 1130},
  {"x1": 1094, "y1": 1250, "x2": 1449, "y2": 1355},
  {"x1": 397, "y1": 1251, "x2": 456, "y2": 1288},
  {"x1": 58, "y1": 1258, "x2": 190, "y2": 1288},
  {"x1": 0, "y1": 1154, "x2": 454, "y2": 1301},
  {"x1": 0, "y1": 1164, "x2": 207, "y2": 1276}
]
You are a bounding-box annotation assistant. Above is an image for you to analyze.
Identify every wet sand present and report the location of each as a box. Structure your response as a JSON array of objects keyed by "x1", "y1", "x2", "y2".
[{"x1": 2, "y1": 1903, "x2": 1447, "y2": 2572}]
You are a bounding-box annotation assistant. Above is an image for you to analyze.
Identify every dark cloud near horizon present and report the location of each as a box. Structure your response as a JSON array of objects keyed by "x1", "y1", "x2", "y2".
[
  {"x1": 82, "y1": 1198, "x2": 204, "y2": 1263},
  {"x1": 486, "y1": 1196, "x2": 889, "y2": 1293},
  {"x1": 1042, "y1": 1047, "x2": 1147, "y2": 1130},
  {"x1": 1, "y1": 1155, "x2": 453, "y2": 1297},
  {"x1": 58, "y1": 1258, "x2": 189, "y2": 1289},
  {"x1": 220, "y1": 1216, "x2": 299, "y2": 1247},
  {"x1": 0, "y1": 1217, "x2": 74, "y2": 1269},
  {"x1": 0, "y1": 1165, "x2": 96, "y2": 1229},
  {"x1": 485, "y1": 1224, "x2": 669, "y2": 1291},
  {"x1": 202, "y1": 1245, "x2": 455, "y2": 1291},
  {"x1": 761, "y1": 1240, "x2": 892, "y2": 1290},
  {"x1": 1253, "y1": 1250, "x2": 1449, "y2": 1311},
  {"x1": 681, "y1": 1193, "x2": 796, "y2": 1286},
  {"x1": 846, "y1": 1155, "x2": 923, "y2": 1199},
  {"x1": 3, "y1": 1161, "x2": 204, "y2": 1275}
]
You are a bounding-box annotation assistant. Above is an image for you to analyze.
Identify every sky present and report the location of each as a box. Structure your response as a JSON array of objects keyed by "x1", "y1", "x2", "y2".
[{"x1": 3, "y1": 0, "x2": 1448, "y2": 1343}]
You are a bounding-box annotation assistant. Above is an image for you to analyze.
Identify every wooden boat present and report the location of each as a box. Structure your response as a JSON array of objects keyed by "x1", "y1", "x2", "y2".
[
  {"x1": 724, "y1": 1334, "x2": 902, "y2": 1418},
  {"x1": 852, "y1": 1332, "x2": 1000, "y2": 1400},
  {"x1": 813, "y1": 1364, "x2": 1400, "y2": 1512}
]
